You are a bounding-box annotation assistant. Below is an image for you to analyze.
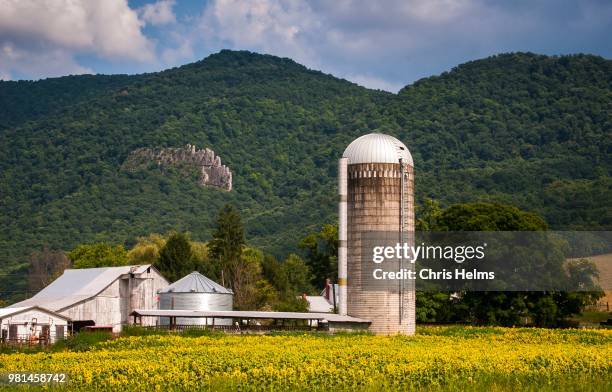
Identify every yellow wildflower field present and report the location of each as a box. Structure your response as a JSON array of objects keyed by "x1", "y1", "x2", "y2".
[{"x1": 0, "y1": 326, "x2": 610, "y2": 391}]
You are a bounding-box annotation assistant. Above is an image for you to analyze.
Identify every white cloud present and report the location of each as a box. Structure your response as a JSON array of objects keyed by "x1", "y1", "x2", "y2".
[
  {"x1": 192, "y1": 0, "x2": 487, "y2": 89},
  {"x1": 139, "y1": 0, "x2": 176, "y2": 26},
  {"x1": 2, "y1": 0, "x2": 610, "y2": 86},
  {"x1": 0, "y1": 43, "x2": 92, "y2": 80},
  {"x1": 0, "y1": 0, "x2": 155, "y2": 79},
  {"x1": 161, "y1": 33, "x2": 195, "y2": 65},
  {"x1": 190, "y1": 0, "x2": 611, "y2": 90},
  {"x1": 343, "y1": 73, "x2": 403, "y2": 93},
  {"x1": 199, "y1": 0, "x2": 321, "y2": 68}
]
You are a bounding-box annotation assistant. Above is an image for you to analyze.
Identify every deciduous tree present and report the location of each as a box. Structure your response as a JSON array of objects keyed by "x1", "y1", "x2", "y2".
[
  {"x1": 27, "y1": 246, "x2": 71, "y2": 293},
  {"x1": 68, "y1": 243, "x2": 128, "y2": 269}
]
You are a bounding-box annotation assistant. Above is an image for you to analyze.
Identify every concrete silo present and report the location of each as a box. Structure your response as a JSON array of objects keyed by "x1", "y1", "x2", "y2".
[
  {"x1": 338, "y1": 133, "x2": 416, "y2": 335},
  {"x1": 159, "y1": 272, "x2": 233, "y2": 326}
]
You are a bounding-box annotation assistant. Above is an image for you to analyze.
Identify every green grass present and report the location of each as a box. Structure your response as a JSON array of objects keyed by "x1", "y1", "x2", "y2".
[{"x1": 571, "y1": 311, "x2": 611, "y2": 324}]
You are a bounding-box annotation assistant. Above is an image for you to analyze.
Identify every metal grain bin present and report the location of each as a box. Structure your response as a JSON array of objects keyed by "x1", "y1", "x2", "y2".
[{"x1": 159, "y1": 272, "x2": 233, "y2": 326}]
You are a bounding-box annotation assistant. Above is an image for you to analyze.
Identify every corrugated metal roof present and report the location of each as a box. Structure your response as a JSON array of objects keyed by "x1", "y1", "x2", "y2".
[
  {"x1": 0, "y1": 306, "x2": 71, "y2": 321},
  {"x1": 9, "y1": 265, "x2": 157, "y2": 311},
  {"x1": 160, "y1": 271, "x2": 232, "y2": 294},
  {"x1": 131, "y1": 309, "x2": 370, "y2": 323},
  {"x1": 0, "y1": 307, "x2": 29, "y2": 318},
  {"x1": 343, "y1": 133, "x2": 413, "y2": 166},
  {"x1": 304, "y1": 296, "x2": 334, "y2": 313}
]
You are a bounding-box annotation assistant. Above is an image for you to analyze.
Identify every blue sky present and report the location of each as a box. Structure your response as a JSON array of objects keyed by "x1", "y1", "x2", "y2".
[{"x1": 1, "y1": 0, "x2": 610, "y2": 92}]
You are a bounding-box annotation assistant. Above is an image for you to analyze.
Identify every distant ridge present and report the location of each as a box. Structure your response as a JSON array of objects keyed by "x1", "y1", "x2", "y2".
[{"x1": 0, "y1": 50, "x2": 610, "y2": 301}]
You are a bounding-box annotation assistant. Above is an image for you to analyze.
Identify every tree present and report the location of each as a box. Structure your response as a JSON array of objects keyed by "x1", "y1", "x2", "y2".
[
  {"x1": 127, "y1": 233, "x2": 167, "y2": 265},
  {"x1": 208, "y1": 204, "x2": 245, "y2": 287},
  {"x1": 299, "y1": 224, "x2": 338, "y2": 287},
  {"x1": 262, "y1": 253, "x2": 315, "y2": 311},
  {"x1": 68, "y1": 243, "x2": 128, "y2": 269},
  {"x1": 416, "y1": 198, "x2": 442, "y2": 231},
  {"x1": 431, "y1": 202, "x2": 601, "y2": 326},
  {"x1": 282, "y1": 254, "x2": 315, "y2": 296},
  {"x1": 191, "y1": 241, "x2": 217, "y2": 280},
  {"x1": 156, "y1": 232, "x2": 194, "y2": 283},
  {"x1": 27, "y1": 246, "x2": 71, "y2": 293},
  {"x1": 274, "y1": 296, "x2": 309, "y2": 312},
  {"x1": 218, "y1": 247, "x2": 271, "y2": 310},
  {"x1": 415, "y1": 292, "x2": 457, "y2": 323},
  {"x1": 252, "y1": 279, "x2": 279, "y2": 311},
  {"x1": 262, "y1": 254, "x2": 289, "y2": 295},
  {"x1": 436, "y1": 202, "x2": 547, "y2": 231}
]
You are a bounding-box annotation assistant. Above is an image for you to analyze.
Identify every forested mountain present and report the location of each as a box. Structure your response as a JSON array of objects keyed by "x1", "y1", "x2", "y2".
[{"x1": 0, "y1": 50, "x2": 610, "y2": 299}]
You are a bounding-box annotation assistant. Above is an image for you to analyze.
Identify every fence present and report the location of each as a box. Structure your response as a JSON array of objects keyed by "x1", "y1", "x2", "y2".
[
  {"x1": 0, "y1": 334, "x2": 57, "y2": 347},
  {"x1": 141, "y1": 324, "x2": 326, "y2": 333}
]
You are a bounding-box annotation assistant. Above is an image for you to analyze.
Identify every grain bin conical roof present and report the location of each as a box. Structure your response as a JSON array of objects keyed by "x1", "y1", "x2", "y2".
[{"x1": 160, "y1": 271, "x2": 233, "y2": 294}]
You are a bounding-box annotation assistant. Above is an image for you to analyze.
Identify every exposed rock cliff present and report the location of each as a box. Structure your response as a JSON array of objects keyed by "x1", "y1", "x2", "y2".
[{"x1": 122, "y1": 144, "x2": 232, "y2": 191}]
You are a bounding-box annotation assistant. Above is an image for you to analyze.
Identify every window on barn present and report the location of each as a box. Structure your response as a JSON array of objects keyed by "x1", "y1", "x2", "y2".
[{"x1": 55, "y1": 325, "x2": 64, "y2": 340}]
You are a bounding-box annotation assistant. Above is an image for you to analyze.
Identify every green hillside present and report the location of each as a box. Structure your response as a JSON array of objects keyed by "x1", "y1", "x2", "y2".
[{"x1": 0, "y1": 50, "x2": 610, "y2": 300}]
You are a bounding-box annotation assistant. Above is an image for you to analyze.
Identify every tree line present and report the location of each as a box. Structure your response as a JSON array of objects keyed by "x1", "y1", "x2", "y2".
[
  {"x1": 24, "y1": 204, "x2": 320, "y2": 312},
  {"x1": 19, "y1": 201, "x2": 604, "y2": 327}
]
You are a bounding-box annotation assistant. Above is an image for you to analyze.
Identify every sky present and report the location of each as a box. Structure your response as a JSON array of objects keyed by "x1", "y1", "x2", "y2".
[{"x1": 0, "y1": 0, "x2": 610, "y2": 92}]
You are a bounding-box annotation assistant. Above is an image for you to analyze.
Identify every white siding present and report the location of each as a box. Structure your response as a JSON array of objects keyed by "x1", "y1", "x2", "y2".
[
  {"x1": 58, "y1": 268, "x2": 167, "y2": 332},
  {"x1": 0, "y1": 309, "x2": 68, "y2": 343}
]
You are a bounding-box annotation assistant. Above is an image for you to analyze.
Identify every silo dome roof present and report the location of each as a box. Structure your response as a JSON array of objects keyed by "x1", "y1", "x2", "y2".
[
  {"x1": 342, "y1": 133, "x2": 413, "y2": 166},
  {"x1": 160, "y1": 271, "x2": 233, "y2": 294}
]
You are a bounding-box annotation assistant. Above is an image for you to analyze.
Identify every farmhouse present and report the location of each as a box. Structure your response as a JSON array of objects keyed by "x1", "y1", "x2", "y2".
[
  {"x1": 0, "y1": 306, "x2": 69, "y2": 344},
  {"x1": 303, "y1": 280, "x2": 338, "y2": 313},
  {"x1": 9, "y1": 265, "x2": 168, "y2": 332}
]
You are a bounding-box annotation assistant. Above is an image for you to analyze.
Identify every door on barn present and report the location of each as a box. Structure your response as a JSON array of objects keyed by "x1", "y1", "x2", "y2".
[
  {"x1": 8, "y1": 324, "x2": 17, "y2": 341},
  {"x1": 41, "y1": 325, "x2": 50, "y2": 344}
]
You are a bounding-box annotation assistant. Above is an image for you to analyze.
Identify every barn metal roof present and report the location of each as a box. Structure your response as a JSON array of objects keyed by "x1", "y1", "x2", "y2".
[
  {"x1": 343, "y1": 133, "x2": 413, "y2": 166},
  {"x1": 0, "y1": 307, "x2": 30, "y2": 318},
  {"x1": 9, "y1": 265, "x2": 162, "y2": 312},
  {"x1": 304, "y1": 296, "x2": 334, "y2": 313},
  {"x1": 160, "y1": 271, "x2": 232, "y2": 294},
  {"x1": 131, "y1": 309, "x2": 370, "y2": 323},
  {"x1": 0, "y1": 306, "x2": 71, "y2": 321}
]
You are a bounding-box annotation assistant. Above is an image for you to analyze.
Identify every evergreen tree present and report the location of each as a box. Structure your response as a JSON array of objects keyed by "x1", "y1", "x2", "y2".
[
  {"x1": 298, "y1": 224, "x2": 338, "y2": 288},
  {"x1": 208, "y1": 204, "x2": 246, "y2": 288},
  {"x1": 156, "y1": 232, "x2": 194, "y2": 282}
]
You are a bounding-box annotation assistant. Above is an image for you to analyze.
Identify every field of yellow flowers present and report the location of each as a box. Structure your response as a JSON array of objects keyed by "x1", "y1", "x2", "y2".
[{"x1": 0, "y1": 326, "x2": 610, "y2": 391}]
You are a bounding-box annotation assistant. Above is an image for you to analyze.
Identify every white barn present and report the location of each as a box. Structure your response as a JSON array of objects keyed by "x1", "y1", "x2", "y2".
[
  {"x1": 0, "y1": 306, "x2": 70, "y2": 344},
  {"x1": 10, "y1": 265, "x2": 168, "y2": 332},
  {"x1": 304, "y1": 283, "x2": 338, "y2": 313}
]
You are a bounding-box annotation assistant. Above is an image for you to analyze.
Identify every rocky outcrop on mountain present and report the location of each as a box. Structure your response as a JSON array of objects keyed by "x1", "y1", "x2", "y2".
[{"x1": 122, "y1": 144, "x2": 232, "y2": 191}]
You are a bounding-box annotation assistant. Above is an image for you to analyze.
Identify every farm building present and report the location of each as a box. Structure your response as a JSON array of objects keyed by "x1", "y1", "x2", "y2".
[
  {"x1": 0, "y1": 306, "x2": 70, "y2": 344},
  {"x1": 303, "y1": 280, "x2": 338, "y2": 313},
  {"x1": 9, "y1": 265, "x2": 168, "y2": 332},
  {"x1": 338, "y1": 133, "x2": 416, "y2": 335},
  {"x1": 132, "y1": 309, "x2": 370, "y2": 332},
  {"x1": 159, "y1": 271, "x2": 233, "y2": 326}
]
